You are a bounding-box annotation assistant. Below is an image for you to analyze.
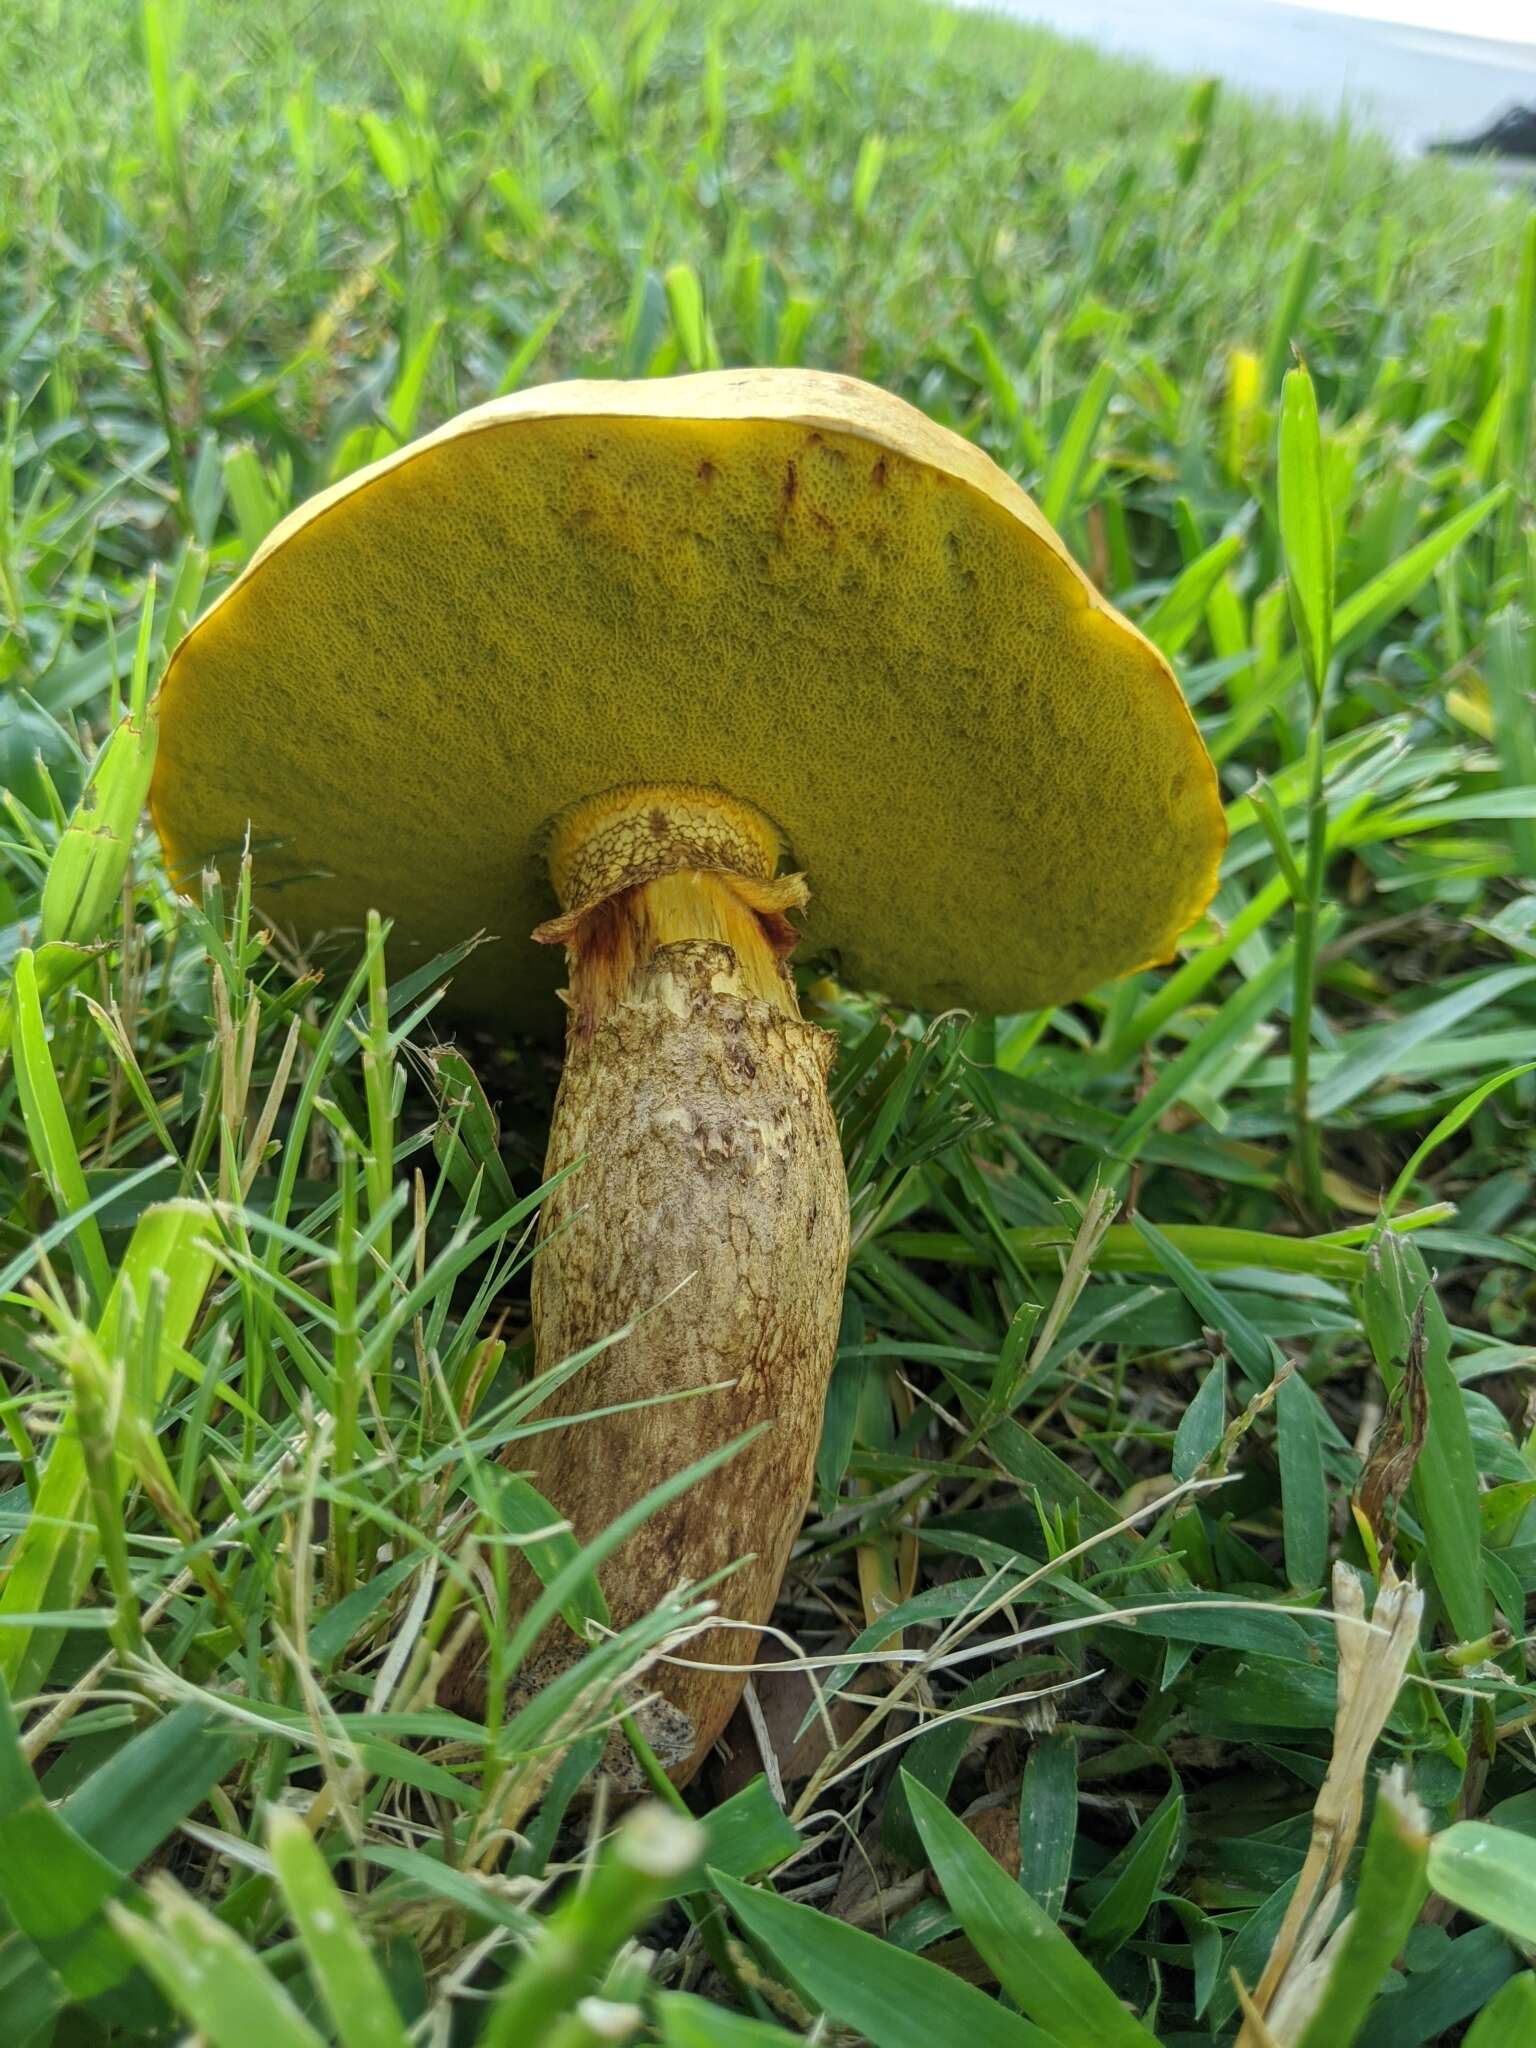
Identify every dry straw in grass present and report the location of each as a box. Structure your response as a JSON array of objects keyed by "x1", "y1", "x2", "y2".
[{"x1": 1236, "y1": 1561, "x2": 1425, "y2": 2045}]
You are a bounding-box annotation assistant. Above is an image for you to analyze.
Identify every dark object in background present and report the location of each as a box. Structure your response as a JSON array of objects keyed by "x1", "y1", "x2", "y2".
[{"x1": 1428, "y1": 104, "x2": 1536, "y2": 161}]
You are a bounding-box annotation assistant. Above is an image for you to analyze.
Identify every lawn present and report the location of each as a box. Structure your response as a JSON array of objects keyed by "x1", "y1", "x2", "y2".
[{"x1": 3, "y1": 0, "x2": 1536, "y2": 2042}]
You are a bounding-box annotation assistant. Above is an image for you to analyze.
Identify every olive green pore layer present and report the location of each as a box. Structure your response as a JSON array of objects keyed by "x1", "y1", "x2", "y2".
[{"x1": 152, "y1": 381, "x2": 1224, "y2": 1032}]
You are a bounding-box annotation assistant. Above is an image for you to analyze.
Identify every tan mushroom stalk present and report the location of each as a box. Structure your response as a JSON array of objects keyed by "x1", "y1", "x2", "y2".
[
  {"x1": 526, "y1": 784, "x2": 847, "y2": 1773},
  {"x1": 149, "y1": 369, "x2": 1227, "y2": 1786}
]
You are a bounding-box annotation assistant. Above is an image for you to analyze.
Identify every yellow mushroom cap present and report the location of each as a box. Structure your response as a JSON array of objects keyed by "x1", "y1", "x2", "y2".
[{"x1": 150, "y1": 369, "x2": 1225, "y2": 1031}]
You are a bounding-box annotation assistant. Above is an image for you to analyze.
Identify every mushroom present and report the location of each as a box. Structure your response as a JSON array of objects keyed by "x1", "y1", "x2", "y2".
[{"x1": 150, "y1": 369, "x2": 1225, "y2": 1784}]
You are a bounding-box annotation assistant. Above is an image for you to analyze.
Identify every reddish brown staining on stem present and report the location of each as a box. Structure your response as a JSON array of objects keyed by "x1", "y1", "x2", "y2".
[
  {"x1": 544, "y1": 889, "x2": 642, "y2": 1043},
  {"x1": 537, "y1": 849, "x2": 809, "y2": 1047},
  {"x1": 755, "y1": 906, "x2": 801, "y2": 960},
  {"x1": 542, "y1": 888, "x2": 633, "y2": 1040}
]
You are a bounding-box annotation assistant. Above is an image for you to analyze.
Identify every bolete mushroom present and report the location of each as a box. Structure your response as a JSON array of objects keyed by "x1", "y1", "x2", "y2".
[{"x1": 150, "y1": 369, "x2": 1225, "y2": 1784}]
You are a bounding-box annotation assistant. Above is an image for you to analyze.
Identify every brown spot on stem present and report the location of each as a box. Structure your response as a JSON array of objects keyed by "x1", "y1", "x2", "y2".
[{"x1": 757, "y1": 908, "x2": 801, "y2": 958}]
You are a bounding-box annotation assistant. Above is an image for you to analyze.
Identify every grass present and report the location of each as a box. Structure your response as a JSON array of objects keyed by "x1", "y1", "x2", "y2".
[{"x1": 3, "y1": 0, "x2": 1536, "y2": 2040}]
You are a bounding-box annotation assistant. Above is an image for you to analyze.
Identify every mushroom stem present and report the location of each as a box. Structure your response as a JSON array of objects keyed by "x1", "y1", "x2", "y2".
[{"x1": 471, "y1": 785, "x2": 849, "y2": 1785}]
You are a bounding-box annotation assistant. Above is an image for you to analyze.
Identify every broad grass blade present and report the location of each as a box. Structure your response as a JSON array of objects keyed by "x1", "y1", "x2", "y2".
[
  {"x1": 714, "y1": 1865, "x2": 1052, "y2": 2048},
  {"x1": 906, "y1": 1773, "x2": 1157, "y2": 2046}
]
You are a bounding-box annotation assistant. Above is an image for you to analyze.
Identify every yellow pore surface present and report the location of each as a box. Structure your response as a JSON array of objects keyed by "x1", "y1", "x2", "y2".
[{"x1": 151, "y1": 370, "x2": 1226, "y2": 1032}]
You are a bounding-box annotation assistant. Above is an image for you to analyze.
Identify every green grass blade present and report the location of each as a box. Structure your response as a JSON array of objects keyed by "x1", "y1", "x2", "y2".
[
  {"x1": 485, "y1": 1807, "x2": 703, "y2": 2045},
  {"x1": 10, "y1": 947, "x2": 112, "y2": 1308},
  {"x1": 1296, "y1": 1770, "x2": 1430, "y2": 2048},
  {"x1": 1041, "y1": 357, "x2": 1116, "y2": 529},
  {"x1": 430, "y1": 1045, "x2": 518, "y2": 1214},
  {"x1": 666, "y1": 1779, "x2": 801, "y2": 1899},
  {"x1": 267, "y1": 1810, "x2": 409, "y2": 2048},
  {"x1": 1360, "y1": 1234, "x2": 1490, "y2": 1642},
  {"x1": 0, "y1": 1200, "x2": 220, "y2": 1691},
  {"x1": 1018, "y1": 1728, "x2": 1077, "y2": 1922},
  {"x1": 664, "y1": 263, "x2": 714, "y2": 371},
  {"x1": 714, "y1": 1867, "x2": 1054, "y2": 2048},
  {"x1": 1276, "y1": 1365, "x2": 1328, "y2": 1589},
  {"x1": 1133, "y1": 1215, "x2": 1279, "y2": 1383},
  {"x1": 140, "y1": 0, "x2": 188, "y2": 214},
  {"x1": 1216, "y1": 484, "x2": 1509, "y2": 758},
  {"x1": 481, "y1": 1469, "x2": 611, "y2": 1637},
  {"x1": 497, "y1": 304, "x2": 565, "y2": 395},
  {"x1": 59, "y1": 1705, "x2": 246, "y2": 1871},
  {"x1": 1498, "y1": 212, "x2": 1536, "y2": 542},
  {"x1": 41, "y1": 580, "x2": 158, "y2": 945},
  {"x1": 1382, "y1": 1061, "x2": 1536, "y2": 1219},
  {"x1": 1142, "y1": 532, "x2": 1244, "y2": 658},
  {"x1": 881, "y1": 1216, "x2": 1435, "y2": 1280},
  {"x1": 851, "y1": 132, "x2": 887, "y2": 222},
  {"x1": 1079, "y1": 1792, "x2": 1184, "y2": 1956},
  {"x1": 0, "y1": 1670, "x2": 145, "y2": 2004},
  {"x1": 1485, "y1": 608, "x2": 1536, "y2": 876},
  {"x1": 1261, "y1": 232, "x2": 1320, "y2": 398},
  {"x1": 905, "y1": 1774, "x2": 1158, "y2": 2046},
  {"x1": 1428, "y1": 1823, "x2": 1536, "y2": 1947},
  {"x1": 655, "y1": 1993, "x2": 805, "y2": 2046},
  {"x1": 1310, "y1": 964, "x2": 1536, "y2": 1119},
  {"x1": 1278, "y1": 363, "x2": 1334, "y2": 699},
  {"x1": 109, "y1": 1880, "x2": 327, "y2": 2048},
  {"x1": 1465, "y1": 1974, "x2": 1536, "y2": 2048}
]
